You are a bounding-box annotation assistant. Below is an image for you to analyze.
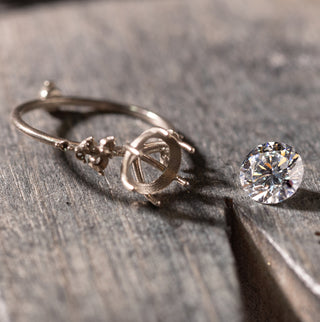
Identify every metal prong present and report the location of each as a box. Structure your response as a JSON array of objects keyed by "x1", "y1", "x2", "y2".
[
  {"x1": 133, "y1": 159, "x2": 161, "y2": 206},
  {"x1": 168, "y1": 129, "x2": 184, "y2": 140},
  {"x1": 175, "y1": 176, "x2": 190, "y2": 186},
  {"x1": 124, "y1": 145, "x2": 140, "y2": 157},
  {"x1": 178, "y1": 141, "x2": 195, "y2": 154},
  {"x1": 145, "y1": 194, "x2": 161, "y2": 207}
]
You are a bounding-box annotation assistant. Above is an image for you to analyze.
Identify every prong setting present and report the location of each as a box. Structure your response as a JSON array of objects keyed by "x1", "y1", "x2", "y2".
[
  {"x1": 121, "y1": 127, "x2": 194, "y2": 205},
  {"x1": 12, "y1": 81, "x2": 195, "y2": 206},
  {"x1": 74, "y1": 136, "x2": 118, "y2": 176}
]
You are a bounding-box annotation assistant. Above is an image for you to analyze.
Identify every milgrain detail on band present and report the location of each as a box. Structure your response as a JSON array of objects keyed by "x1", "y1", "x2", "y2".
[{"x1": 11, "y1": 81, "x2": 195, "y2": 206}]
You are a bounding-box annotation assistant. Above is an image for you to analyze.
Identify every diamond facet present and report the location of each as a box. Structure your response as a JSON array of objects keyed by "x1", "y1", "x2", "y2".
[{"x1": 239, "y1": 142, "x2": 304, "y2": 204}]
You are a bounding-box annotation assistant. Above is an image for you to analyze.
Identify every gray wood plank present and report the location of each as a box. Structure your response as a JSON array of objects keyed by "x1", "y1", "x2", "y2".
[
  {"x1": 0, "y1": 1, "x2": 242, "y2": 322},
  {"x1": 229, "y1": 202, "x2": 320, "y2": 321},
  {"x1": 0, "y1": 0, "x2": 320, "y2": 321}
]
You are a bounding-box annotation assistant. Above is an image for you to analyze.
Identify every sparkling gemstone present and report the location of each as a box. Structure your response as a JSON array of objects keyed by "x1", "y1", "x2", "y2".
[{"x1": 239, "y1": 142, "x2": 304, "y2": 204}]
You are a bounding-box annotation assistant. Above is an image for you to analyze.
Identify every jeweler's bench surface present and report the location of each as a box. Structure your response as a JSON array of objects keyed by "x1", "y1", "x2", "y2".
[{"x1": 0, "y1": 0, "x2": 320, "y2": 321}]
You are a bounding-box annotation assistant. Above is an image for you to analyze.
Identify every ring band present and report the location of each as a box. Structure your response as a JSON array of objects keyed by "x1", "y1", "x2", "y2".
[{"x1": 11, "y1": 81, "x2": 195, "y2": 206}]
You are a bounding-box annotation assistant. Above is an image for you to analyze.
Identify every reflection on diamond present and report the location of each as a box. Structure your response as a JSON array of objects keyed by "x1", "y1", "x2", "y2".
[{"x1": 239, "y1": 142, "x2": 304, "y2": 204}]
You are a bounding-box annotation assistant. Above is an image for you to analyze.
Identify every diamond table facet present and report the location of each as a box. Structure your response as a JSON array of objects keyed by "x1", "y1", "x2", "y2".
[{"x1": 239, "y1": 142, "x2": 304, "y2": 204}]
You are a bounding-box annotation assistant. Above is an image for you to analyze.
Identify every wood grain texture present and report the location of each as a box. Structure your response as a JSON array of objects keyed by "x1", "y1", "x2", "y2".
[{"x1": 0, "y1": 0, "x2": 320, "y2": 321}]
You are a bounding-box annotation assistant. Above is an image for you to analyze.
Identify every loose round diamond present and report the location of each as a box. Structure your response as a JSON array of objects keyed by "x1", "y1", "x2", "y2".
[{"x1": 239, "y1": 142, "x2": 304, "y2": 204}]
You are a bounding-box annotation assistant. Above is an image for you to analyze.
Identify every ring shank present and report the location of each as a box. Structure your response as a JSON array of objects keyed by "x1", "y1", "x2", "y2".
[{"x1": 11, "y1": 96, "x2": 173, "y2": 148}]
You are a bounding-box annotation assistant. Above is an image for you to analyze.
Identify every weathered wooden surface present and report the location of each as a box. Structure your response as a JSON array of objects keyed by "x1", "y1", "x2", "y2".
[{"x1": 0, "y1": 0, "x2": 320, "y2": 321}]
